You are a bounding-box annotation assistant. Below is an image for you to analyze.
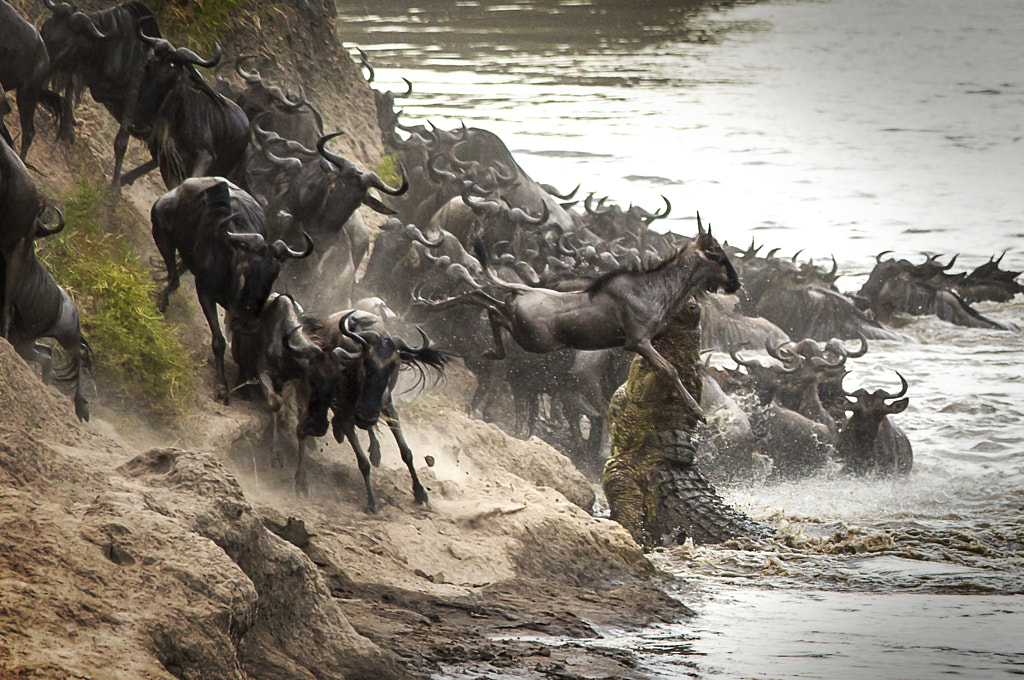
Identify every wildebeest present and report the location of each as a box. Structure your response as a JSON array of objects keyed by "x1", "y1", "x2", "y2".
[
  {"x1": 415, "y1": 216, "x2": 740, "y2": 420},
  {"x1": 40, "y1": 0, "x2": 161, "y2": 186},
  {"x1": 6, "y1": 241, "x2": 91, "y2": 421},
  {"x1": 252, "y1": 292, "x2": 328, "y2": 463},
  {"x1": 232, "y1": 55, "x2": 323, "y2": 148},
  {"x1": 150, "y1": 177, "x2": 313, "y2": 402},
  {"x1": 287, "y1": 310, "x2": 449, "y2": 512},
  {"x1": 0, "y1": 0, "x2": 65, "y2": 159},
  {"x1": 836, "y1": 372, "x2": 912, "y2": 475},
  {"x1": 120, "y1": 32, "x2": 250, "y2": 189},
  {"x1": 1, "y1": 133, "x2": 64, "y2": 339},
  {"x1": 256, "y1": 132, "x2": 409, "y2": 305},
  {"x1": 856, "y1": 251, "x2": 1017, "y2": 330}
]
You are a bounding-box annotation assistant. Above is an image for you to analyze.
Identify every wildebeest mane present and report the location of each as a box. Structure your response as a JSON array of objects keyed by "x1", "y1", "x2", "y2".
[{"x1": 584, "y1": 239, "x2": 696, "y2": 297}]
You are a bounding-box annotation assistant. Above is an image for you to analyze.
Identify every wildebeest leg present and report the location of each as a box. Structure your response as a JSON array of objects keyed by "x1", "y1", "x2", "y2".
[
  {"x1": 482, "y1": 307, "x2": 507, "y2": 360},
  {"x1": 335, "y1": 420, "x2": 380, "y2": 513},
  {"x1": 198, "y1": 293, "x2": 229, "y2": 403},
  {"x1": 15, "y1": 89, "x2": 38, "y2": 160},
  {"x1": 50, "y1": 293, "x2": 90, "y2": 422},
  {"x1": 120, "y1": 158, "x2": 159, "y2": 188},
  {"x1": 367, "y1": 427, "x2": 382, "y2": 467},
  {"x1": 259, "y1": 373, "x2": 285, "y2": 468},
  {"x1": 2, "y1": 238, "x2": 30, "y2": 339},
  {"x1": 295, "y1": 434, "x2": 310, "y2": 496},
  {"x1": 382, "y1": 404, "x2": 428, "y2": 505},
  {"x1": 633, "y1": 338, "x2": 705, "y2": 422},
  {"x1": 152, "y1": 221, "x2": 180, "y2": 313},
  {"x1": 110, "y1": 76, "x2": 145, "y2": 190}
]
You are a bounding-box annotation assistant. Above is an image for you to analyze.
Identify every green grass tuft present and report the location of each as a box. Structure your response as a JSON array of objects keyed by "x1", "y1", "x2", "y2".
[
  {"x1": 376, "y1": 154, "x2": 403, "y2": 188},
  {"x1": 37, "y1": 181, "x2": 196, "y2": 418}
]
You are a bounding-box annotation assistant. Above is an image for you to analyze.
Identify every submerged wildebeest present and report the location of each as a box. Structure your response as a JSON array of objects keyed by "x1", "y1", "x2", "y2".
[
  {"x1": 836, "y1": 371, "x2": 912, "y2": 475},
  {"x1": 150, "y1": 177, "x2": 312, "y2": 402},
  {"x1": 0, "y1": 0, "x2": 65, "y2": 160},
  {"x1": 414, "y1": 215, "x2": 740, "y2": 420},
  {"x1": 283, "y1": 309, "x2": 449, "y2": 512}
]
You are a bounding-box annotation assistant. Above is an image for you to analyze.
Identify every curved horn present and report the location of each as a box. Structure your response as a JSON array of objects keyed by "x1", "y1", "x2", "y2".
[
  {"x1": 394, "y1": 326, "x2": 431, "y2": 354},
  {"x1": 764, "y1": 338, "x2": 797, "y2": 364},
  {"x1": 173, "y1": 43, "x2": 223, "y2": 68},
  {"x1": 396, "y1": 77, "x2": 413, "y2": 97},
  {"x1": 547, "y1": 183, "x2": 580, "y2": 201},
  {"x1": 730, "y1": 349, "x2": 759, "y2": 370},
  {"x1": 876, "y1": 250, "x2": 893, "y2": 264},
  {"x1": 357, "y1": 47, "x2": 374, "y2": 83},
  {"x1": 792, "y1": 249, "x2": 804, "y2": 263},
  {"x1": 315, "y1": 131, "x2": 353, "y2": 170},
  {"x1": 362, "y1": 162, "x2": 409, "y2": 197},
  {"x1": 272, "y1": 231, "x2": 315, "y2": 260},
  {"x1": 508, "y1": 200, "x2": 549, "y2": 226},
  {"x1": 943, "y1": 254, "x2": 959, "y2": 271},
  {"x1": 584, "y1": 192, "x2": 610, "y2": 215},
  {"x1": 828, "y1": 254, "x2": 838, "y2": 279},
  {"x1": 404, "y1": 224, "x2": 445, "y2": 248},
  {"x1": 696, "y1": 211, "x2": 705, "y2": 236},
  {"x1": 264, "y1": 147, "x2": 303, "y2": 172},
  {"x1": 226, "y1": 231, "x2": 266, "y2": 251},
  {"x1": 827, "y1": 331, "x2": 868, "y2": 358},
  {"x1": 339, "y1": 310, "x2": 369, "y2": 349},
  {"x1": 235, "y1": 54, "x2": 261, "y2": 84},
  {"x1": 882, "y1": 371, "x2": 909, "y2": 400},
  {"x1": 68, "y1": 10, "x2": 114, "y2": 39},
  {"x1": 34, "y1": 205, "x2": 65, "y2": 238}
]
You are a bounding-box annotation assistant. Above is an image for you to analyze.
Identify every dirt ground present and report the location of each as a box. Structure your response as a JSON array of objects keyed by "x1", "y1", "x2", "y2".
[{"x1": 0, "y1": 1, "x2": 695, "y2": 678}]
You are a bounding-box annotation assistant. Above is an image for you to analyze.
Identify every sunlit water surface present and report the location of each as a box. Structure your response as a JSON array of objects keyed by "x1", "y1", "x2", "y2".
[{"x1": 337, "y1": 0, "x2": 1024, "y2": 677}]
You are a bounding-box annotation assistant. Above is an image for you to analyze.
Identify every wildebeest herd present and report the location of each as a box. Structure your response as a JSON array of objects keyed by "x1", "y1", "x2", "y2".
[{"x1": 3, "y1": 0, "x2": 1022, "y2": 512}]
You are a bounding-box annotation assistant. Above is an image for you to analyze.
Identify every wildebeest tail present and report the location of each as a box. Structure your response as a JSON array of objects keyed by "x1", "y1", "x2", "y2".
[{"x1": 39, "y1": 90, "x2": 66, "y2": 139}]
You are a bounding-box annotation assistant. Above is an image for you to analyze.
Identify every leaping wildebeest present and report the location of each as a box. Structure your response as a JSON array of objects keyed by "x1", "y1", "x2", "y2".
[
  {"x1": 150, "y1": 177, "x2": 313, "y2": 402},
  {"x1": 415, "y1": 214, "x2": 740, "y2": 420}
]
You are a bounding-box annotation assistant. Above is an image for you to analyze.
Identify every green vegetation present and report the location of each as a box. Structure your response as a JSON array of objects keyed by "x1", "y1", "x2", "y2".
[
  {"x1": 37, "y1": 181, "x2": 196, "y2": 418},
  {"x1": 376, "y1": 154, "x2": 404, "y2": 188},
  {"x1": 150, "y1": 0, "x2": 248, "y2": 48}
]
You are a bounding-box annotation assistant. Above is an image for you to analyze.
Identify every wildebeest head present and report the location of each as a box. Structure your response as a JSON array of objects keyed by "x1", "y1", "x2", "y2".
[
  {"x1": 316, "y1": 132, "x2": 409, "y2": 218},
  {"x1": 223, "y1": 219, "x2": 313, "y2": 323},
  {"x1": 40, "y1": 0, "x2": 119, "y2": 67},
  {"x1": 691, "y1": 212, "x2": 741, "y2": 295},
  {"x1": 842, "y1": 371, "x2": 909, "y2": 423},
  {"x1": 336, "y1": 311, "x2": 449, "y2": 430}
]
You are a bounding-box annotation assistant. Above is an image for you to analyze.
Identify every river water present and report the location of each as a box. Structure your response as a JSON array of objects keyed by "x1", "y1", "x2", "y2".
[{"x1": 336, "y1": 1, "x2": 1024, "y2": 678}]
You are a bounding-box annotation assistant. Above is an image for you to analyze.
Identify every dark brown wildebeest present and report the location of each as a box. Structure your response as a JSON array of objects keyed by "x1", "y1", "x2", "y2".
[
  {"x1": 288, "y1": 310, "x2": 449, "y2": 512},
  {"x1": 415, "y1": 215, "x2": 740, "y2": 419},
  {"x1": 1, "y1": 133, "x2": 64, "y2": 339},
  {"x1": 40, "y1": 0, "x2": 160, "y2": 186},
  {"x1": 121, "y1": 32, "x2": 250, "y2": 190},
  {"x1": 150, "y1": 177, "x2": 313, "y2": 402},
  {"x1": 0, "y1": 0, "x2": 65, "y2": 160},
  {"x1": 7, "y1": 240, "x2": 91, "y2": 421},
  {"x1": 836, "y1": 372, "x2": 912, "y2": 475}
]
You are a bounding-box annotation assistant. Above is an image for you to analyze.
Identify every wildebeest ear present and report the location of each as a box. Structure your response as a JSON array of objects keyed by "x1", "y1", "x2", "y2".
[{"x1": 886, "y1": 397, "x2": 909, "y2": 414}]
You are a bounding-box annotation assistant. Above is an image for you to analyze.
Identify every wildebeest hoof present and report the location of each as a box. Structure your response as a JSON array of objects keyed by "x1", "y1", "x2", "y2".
[
  {"x1": 413, "y1": 487, "x2": 429, "y2": 505},
  {"x1": 366, "y1": 501, "x2": 380, "y2": 514}
]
